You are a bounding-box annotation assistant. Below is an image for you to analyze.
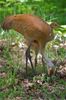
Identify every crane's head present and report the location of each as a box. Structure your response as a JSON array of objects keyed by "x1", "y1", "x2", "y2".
[
  {"x1": 1, "y1": 16, "x2": 13, "y2": 31},
  {"x1": 50, "y1": 22, "x2": 60, "y2": 29}
]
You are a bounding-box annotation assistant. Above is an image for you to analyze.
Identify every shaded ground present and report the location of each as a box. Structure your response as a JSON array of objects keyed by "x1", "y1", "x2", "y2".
[{"x1": 0, "y1": 39, "x2": 66, "y2": 100}]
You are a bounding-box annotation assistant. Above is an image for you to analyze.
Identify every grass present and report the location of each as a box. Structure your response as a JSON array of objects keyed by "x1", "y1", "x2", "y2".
[{"x1": 0, "y1": 29, "x2": 66, "y2": 100}]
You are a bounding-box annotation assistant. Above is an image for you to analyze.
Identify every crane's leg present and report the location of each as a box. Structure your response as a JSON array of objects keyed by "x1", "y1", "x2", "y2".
[{"x1": 25, "y1": 44, "x2": 35, "y2": 74}]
